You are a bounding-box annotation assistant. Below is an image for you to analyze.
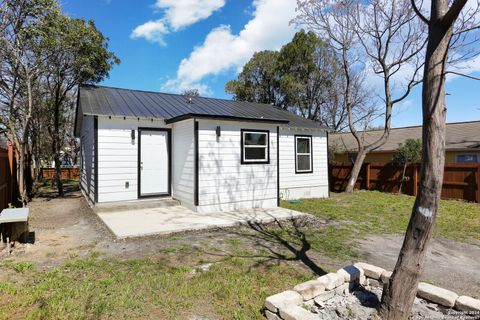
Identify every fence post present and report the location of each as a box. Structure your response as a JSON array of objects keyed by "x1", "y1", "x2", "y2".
[
  {"x1": 365, "y1": 163, "x2": 371, "y2": 190},
  {"x1": 476, "y1": 165, "x2": 480, "y2": 203},
  {"x1": 413, "y1": 164, "x2": 418, "y2": 197}
]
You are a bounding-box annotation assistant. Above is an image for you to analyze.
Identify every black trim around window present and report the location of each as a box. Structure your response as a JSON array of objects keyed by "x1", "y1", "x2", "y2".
[
  {"x1": 137, "y1": 127, "x2": 172, "y2": 199},
  {"x1": 240, "y1": 129, "x2": 270, "y2": 164},
  {"x1": 294, "y1": 134, "x2": 313, "y2": 174}
]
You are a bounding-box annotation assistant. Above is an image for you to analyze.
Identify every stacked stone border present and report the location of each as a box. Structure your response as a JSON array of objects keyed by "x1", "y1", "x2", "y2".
[{"x1": 264, "y1": 262, "x2": 480, "y2": 320}]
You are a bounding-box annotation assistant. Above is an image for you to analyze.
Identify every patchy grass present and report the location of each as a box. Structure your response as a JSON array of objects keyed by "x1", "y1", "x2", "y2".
[
  {"x1": 0, "y1": 256, "x2": 310, "y2": 320},
  {"x1": 282, "y1": 190, "x2": 480, "y2": 246},
  {"x1": 0, "y1": 260, "x2": 35, "y2": 273},
  {"x1": 2, "y1": 190, "x2": 477, "y2": 319}
]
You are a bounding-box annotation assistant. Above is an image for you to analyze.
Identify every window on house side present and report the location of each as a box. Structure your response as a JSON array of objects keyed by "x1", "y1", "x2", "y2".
[
  {"x1": 241, "y1": 130, "x2": 269, "y2": 164},
  {"x1": 295, "y1": 135, "x2": 313, "y2": 173},
  {"x1": 456, "y1": 154, "x2": 479, "y2": 163}
]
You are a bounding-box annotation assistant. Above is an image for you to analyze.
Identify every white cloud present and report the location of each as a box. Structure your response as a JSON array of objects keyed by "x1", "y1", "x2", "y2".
[
  {"x1": 156, "y1": 0, "x2": 225, "y2": 31},
  {"x1": 131, "y1": 0, "x2": 225, "y2": 45},
  {"x1": 161, "y1": 78, "x2": 212, "y2": 96},
  {"x1": 131, "y1": 20, "x2": 169, "y2": 45},
  {"x1": 164, "y1": 0, "x2": 297, "y2": 93}
]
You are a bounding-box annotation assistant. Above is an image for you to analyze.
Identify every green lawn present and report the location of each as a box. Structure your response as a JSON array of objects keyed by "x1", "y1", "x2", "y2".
[
  {"x1": 1, "y1": 191, "x2": 478, "y2": 319},
  {"x1": 0, "y1": 255, "x2": 311, "y2": 320},
  {"x1": 282, "y1": 190, "x2": 480, "y2": 242}
]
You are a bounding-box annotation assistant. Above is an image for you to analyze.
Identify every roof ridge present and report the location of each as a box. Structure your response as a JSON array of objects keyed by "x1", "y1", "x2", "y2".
[
  {"x1": 81, "y1": 83, "x2": 250, "y2": 104},
  {"x1": 332, "y1": 119, "x2": 480, "y2": 135}
]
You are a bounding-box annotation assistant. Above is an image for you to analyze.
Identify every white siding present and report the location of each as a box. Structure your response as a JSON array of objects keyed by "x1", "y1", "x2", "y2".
[
  {"x1": 80, "y1": 115, "x2": 95, "y2": 203},
  {"x1": 279, "y1": 128, "x2": 329, "y2": 199},
  {"x1": 172, "y1": 119, "x2": 195, "y2": 209},
  {"x1": 96, "y1": 117, "x2": 170, "y2": 203},
  {"x1": 197, "y1": 120, "x2": 278, "y2": 213}
]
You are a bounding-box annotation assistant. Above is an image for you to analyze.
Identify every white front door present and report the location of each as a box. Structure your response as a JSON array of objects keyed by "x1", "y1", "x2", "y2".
[{"x1": 139, "y1": 130, "x2": 169, "y2": 196}]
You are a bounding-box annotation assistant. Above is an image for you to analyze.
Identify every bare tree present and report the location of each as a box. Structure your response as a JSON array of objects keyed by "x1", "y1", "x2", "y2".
[
  {"x1": 379, "y1": 1, "x2": 480, "y2": 319},
  {"x1": 295, "y1": 0, "x2": 426, "y2": 193}
]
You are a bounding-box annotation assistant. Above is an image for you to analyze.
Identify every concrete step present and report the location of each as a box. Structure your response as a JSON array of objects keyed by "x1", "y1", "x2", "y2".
[{"x1": 94, "y1": 198, "x2": 181, "y2": 213}]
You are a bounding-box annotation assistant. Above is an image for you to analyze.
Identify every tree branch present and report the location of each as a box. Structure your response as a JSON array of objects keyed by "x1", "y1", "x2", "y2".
[
  {"x1": 442, "y1": 0, "x2": 468, "y2": 27},
  {"x1": 445, "y1": 70, "x2": 480, "y2": 80},
  {"x1": 411, "y1": 0, "x2": 429, "y2": 24}
]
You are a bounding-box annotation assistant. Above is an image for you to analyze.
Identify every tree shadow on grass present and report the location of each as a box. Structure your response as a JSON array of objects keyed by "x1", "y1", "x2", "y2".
[
  {"x1": 35, "y1": 180, "x2": 80, "y2": 199},
  {"x1": 203, "y1": 217, "x2": 327, "y2": 276}
]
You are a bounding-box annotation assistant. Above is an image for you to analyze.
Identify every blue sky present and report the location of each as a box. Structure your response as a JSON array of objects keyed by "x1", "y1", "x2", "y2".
[{"x1": 62, "y1": 0, "x2": 480, "y2": 128}]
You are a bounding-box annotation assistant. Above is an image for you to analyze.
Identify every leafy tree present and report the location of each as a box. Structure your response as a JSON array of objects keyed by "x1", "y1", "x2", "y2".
[
  {"x1": 277, "y1": 30, "x2": 340, "y2": 120},
  {"x1": 225, "y1": 50, "x2": 281, "y2": 105},
  {"x1": 0, "y1": 0, "x2": 118, "y2": 202},
  {"x1": 38, "y1": 12, "x2": 119, "y2": 196},
  {"x1": 226, "y1": 31, "x2": 370, "y2": 132},
  {"x1": 392, "y1": 138, "x2": 422, "y2": 193},
  {"x1": 0, "y1": 0, "x2": 58, "y2": 205}
]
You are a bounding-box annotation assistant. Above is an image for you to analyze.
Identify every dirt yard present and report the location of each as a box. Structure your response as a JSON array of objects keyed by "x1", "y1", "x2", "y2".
[{"x1": 3, "y1": 191, "x2": 340, "y2": 272}]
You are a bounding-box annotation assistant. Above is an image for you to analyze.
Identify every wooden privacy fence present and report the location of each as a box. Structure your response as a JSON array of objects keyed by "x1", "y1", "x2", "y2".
[
  {"x1": 41, "y1": 167, "x2": 80, "y2": 180},
  {"x1": 0, "y1": 144, "x2": 16, "y2": 210},
  {"x1": 330, "y1": 162, "x2": 480, "y2": 203}
]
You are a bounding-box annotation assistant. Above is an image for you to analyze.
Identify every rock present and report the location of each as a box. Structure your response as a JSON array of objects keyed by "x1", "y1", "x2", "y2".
[
  {"x1": 293, "y1": 279, "x2": 325, "y2": 301},
  {"x1": 314, "y1": 289, "x2": 335, "y2": 304},
  {"x1": 368, "y1": 278, "x2": 382, "y2": 288},
  {"x1": 317, "y1": 273, "x2": 344, "y2": 290},
  {"x1": 337, "y1": 265, "x2": 362, "y2": 282},
  {"x1": 334, "y1": 283, "x2": 350, "y2": 296},
  {"x1": 455, "y1": 295, "x2": 480, "y2": 311},
  {"x1": 279, "y1": 304, "x2": 318, "y2": 320},
  {"x1": 354, "y1": 262, "x2": 385, "y2": 280},
  {"x1": 380, "y1": 271, "x2": 392, "y2": 283},
  {"x1": 199, "y1": 263, "x2": 212, "y2": 271},
  {"x1": 417, "y1": 282, "x2": 458, "y2": 308},
  {"x1": 359, "y1": 275, "x2": 368, "y2": 286},
  {"x1": 265, "y1": 290, "x2": 303, "y2": 313},
  {"x1": 265, "y1": 310, "x2": 281, "y2": 320}
]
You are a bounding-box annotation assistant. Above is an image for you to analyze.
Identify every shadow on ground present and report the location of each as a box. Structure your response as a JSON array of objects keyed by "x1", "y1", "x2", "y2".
[{"x1": 202, "y1": 217, "x2": 328, "y2": 276}]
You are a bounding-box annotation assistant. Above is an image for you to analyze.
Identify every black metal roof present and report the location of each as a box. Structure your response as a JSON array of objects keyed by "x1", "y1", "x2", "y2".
[{"x1": 76, "y1": 85, "x2": 329, "y2": 134}]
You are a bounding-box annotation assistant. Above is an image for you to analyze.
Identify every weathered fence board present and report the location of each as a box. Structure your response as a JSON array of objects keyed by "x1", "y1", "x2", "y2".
[{"x1": 330, "y1": 162, "x2": 480, "y2": 203}]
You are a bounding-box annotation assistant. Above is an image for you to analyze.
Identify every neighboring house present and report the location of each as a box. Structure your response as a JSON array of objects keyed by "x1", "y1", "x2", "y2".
[
  {"x1": 74, "y1": 85, "x2": 330, "y2": 213},
  {"x1": 330, "y1": 120, "x2": 480, "y2": 163}
]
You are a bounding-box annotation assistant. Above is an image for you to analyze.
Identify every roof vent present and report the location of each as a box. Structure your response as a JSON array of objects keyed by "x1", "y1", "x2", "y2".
[{"x1": 187, "y1": 97, "x2": 193, "y2": 104}]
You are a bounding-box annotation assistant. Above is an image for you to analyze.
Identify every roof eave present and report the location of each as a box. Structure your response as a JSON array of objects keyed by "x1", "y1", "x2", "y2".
[{"x1": 164, "y1": 113, "x2": 290, "y2": 125}]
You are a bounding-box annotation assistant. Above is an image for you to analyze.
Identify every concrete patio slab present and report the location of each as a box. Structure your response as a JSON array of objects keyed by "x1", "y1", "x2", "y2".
[{"x1": 96, "y1": 206, "x2": 305, "y2": 239}]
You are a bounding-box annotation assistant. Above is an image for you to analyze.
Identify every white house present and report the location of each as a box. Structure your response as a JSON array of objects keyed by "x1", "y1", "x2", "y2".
[{"x1": 74, "y1": 85, "x2": 330, "y2": 213}]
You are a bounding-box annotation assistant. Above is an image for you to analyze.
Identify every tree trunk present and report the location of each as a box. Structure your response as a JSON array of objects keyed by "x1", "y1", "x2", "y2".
[
  {"x1": 17, "y1": 145, "x2": 27, "y2": 207},
  {"x1": 53, "y1": 94, "x2": 64, "y2": 197},
  {"x1": 379, "y1": 2, "x2": 457, "y2": 318},
  {"x1": 398, "y1": 163, "x2": 408, "y2": 194},
  {"x1": 345, "y1": 150, "x2": 367, "y2": 193}
]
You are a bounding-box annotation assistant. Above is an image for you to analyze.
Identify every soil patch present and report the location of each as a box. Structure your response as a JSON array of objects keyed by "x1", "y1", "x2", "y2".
[{"x1": 357, "y1": 235, "x2": 480, "y2": 298}]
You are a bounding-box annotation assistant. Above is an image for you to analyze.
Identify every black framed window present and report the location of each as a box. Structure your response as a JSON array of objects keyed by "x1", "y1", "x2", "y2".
[
  {"x1": 456, "y1": 154, "x2": 479, "y2": 163},
  {"x1": 241, "y1": 129, "x2": 270, "y2": 164},
  {"x1": 295, "y1": 135, "x2": 313, "y2": 173}
]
